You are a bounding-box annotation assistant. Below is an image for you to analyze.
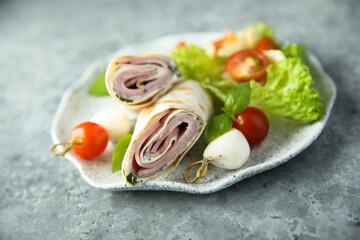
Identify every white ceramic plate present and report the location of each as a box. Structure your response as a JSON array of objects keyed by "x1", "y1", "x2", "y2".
[{"x1": 51, "y1": 32, "x2": 337, "y2": 194}]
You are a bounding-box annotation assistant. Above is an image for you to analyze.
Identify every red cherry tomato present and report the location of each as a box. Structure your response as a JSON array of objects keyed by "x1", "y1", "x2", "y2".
[
  {"x1": 225, "y1": 49, "x2": 270, "y2": 82},
  {"x1": 232, "y1": 107, "x2": 269, "y2": 147},
  {"x1": 255, "y1": 37, "x2": 278, "y2": 52},
  {"x1": 254, "y1": 36, "x2": 278, "y2": 52},
  {"x1": 70, "y1": 122, "x2": 108, "y2": 160}
]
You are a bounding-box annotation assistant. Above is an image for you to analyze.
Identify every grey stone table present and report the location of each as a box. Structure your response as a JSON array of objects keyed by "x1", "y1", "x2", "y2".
[{"x1": 1, "y1": 0, "x2": 359, "y2": 239}]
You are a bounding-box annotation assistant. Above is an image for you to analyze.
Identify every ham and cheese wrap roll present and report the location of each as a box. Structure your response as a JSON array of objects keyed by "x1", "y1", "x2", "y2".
[
  {"x1": 122, "y1": 80, "x2": 213, "y2": 186},
  {"x1": 106, "y1": 55, "x2": 184, "y2": 110}
]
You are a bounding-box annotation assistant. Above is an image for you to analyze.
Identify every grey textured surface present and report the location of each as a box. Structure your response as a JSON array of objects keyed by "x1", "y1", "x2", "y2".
[{"x1": 1, "y1": 0, "x2": 359, "y2": 239}]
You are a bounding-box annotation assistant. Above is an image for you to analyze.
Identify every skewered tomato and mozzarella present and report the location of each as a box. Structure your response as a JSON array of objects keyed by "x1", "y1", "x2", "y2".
[{"x1": 52, "y1": 108, "x2": 131, "y2": 160}]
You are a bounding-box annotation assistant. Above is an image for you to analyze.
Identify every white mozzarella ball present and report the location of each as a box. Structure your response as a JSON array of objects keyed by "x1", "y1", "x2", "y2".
[
  {"x1": 204, "y1": 128, "x2": 250, "y2": 170},
  {"x1": 90, "y1": 108, "x2": 131, "y2": 142}
]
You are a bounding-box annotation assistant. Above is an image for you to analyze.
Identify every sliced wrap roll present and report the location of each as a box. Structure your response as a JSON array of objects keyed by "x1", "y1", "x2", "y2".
[
  {"x1": 122, "y1": 80, "x2": 213, "y2": 186},
  {"x1": 106, "y1": 55, "x2": 184, "y2": 110}
]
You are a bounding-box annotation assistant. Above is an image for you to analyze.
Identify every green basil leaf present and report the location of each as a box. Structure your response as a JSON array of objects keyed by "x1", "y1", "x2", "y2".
[
  {"x1": 204, "y1": 113, "x2": 233, "y2": 143},
  {"x1": 88, "y1": 71, "x2": 109, "y2": 96},
  {"x1": 224, "y1": 82, "x2": 251, "y2": 117},
  {"x1": 112, "y1": 134, "x2": 132, "y2": 173}
]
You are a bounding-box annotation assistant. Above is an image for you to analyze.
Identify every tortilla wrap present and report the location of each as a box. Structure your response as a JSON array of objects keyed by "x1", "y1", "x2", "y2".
[
  {"x1": 122, "y1": 80, "x2": 213, "y2": 186},
  {"x1": 106, "y1": 55, "x2": 184, "y2": 110}
]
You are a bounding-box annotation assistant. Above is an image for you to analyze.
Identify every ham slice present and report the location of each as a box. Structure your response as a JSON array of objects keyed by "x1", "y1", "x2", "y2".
[
  {"x1": 106, "y1": 55, "x2": 183, "y2": 110},
  {"x1": 122, "y1": 80, "x2": 213, "y2": 186}
]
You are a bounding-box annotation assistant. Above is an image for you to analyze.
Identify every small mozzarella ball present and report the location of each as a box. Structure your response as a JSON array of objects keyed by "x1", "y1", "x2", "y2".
[
  {"x1": 90, "y1": 108, "x2": 131, "y2": 142},
  {"x1": 204, "y1": 129, "x2": 250, "y2": 170},
  {"x1": 263, "y1": 50, "x2": 285, "y2": 63}
]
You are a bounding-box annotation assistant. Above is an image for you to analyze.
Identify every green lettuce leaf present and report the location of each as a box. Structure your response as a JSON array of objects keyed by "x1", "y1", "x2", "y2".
[
  {"x1": 171, "y1": 45, "x2": 236, "y2": 100},
  {"x1": 254, "y1": 21, "x2": 275, "y2": 39},
  {"x1": 171, "y1": 45, "x2": 221, "y2": 82},
  {"x1": 250, "y1": 58, "x2": 323, "y2": 123},
  {"x1": 281, "y1": 43, "x2": 306, "y2": 62}
]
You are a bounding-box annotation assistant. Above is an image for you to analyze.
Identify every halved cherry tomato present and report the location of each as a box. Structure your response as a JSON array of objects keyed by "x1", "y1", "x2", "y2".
[
  {"x1": 255, "y1": 36, "x2": 277, "y2": 52},
  {"x1": 232, "y1": 107, "x2": 269, "y2": 147},
  {"x1": 225, "y1": 49, "x2": 270, "y2": 82},
  {"x1": 70, "y1": 122, "x2": 109, "y2": 160}
]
